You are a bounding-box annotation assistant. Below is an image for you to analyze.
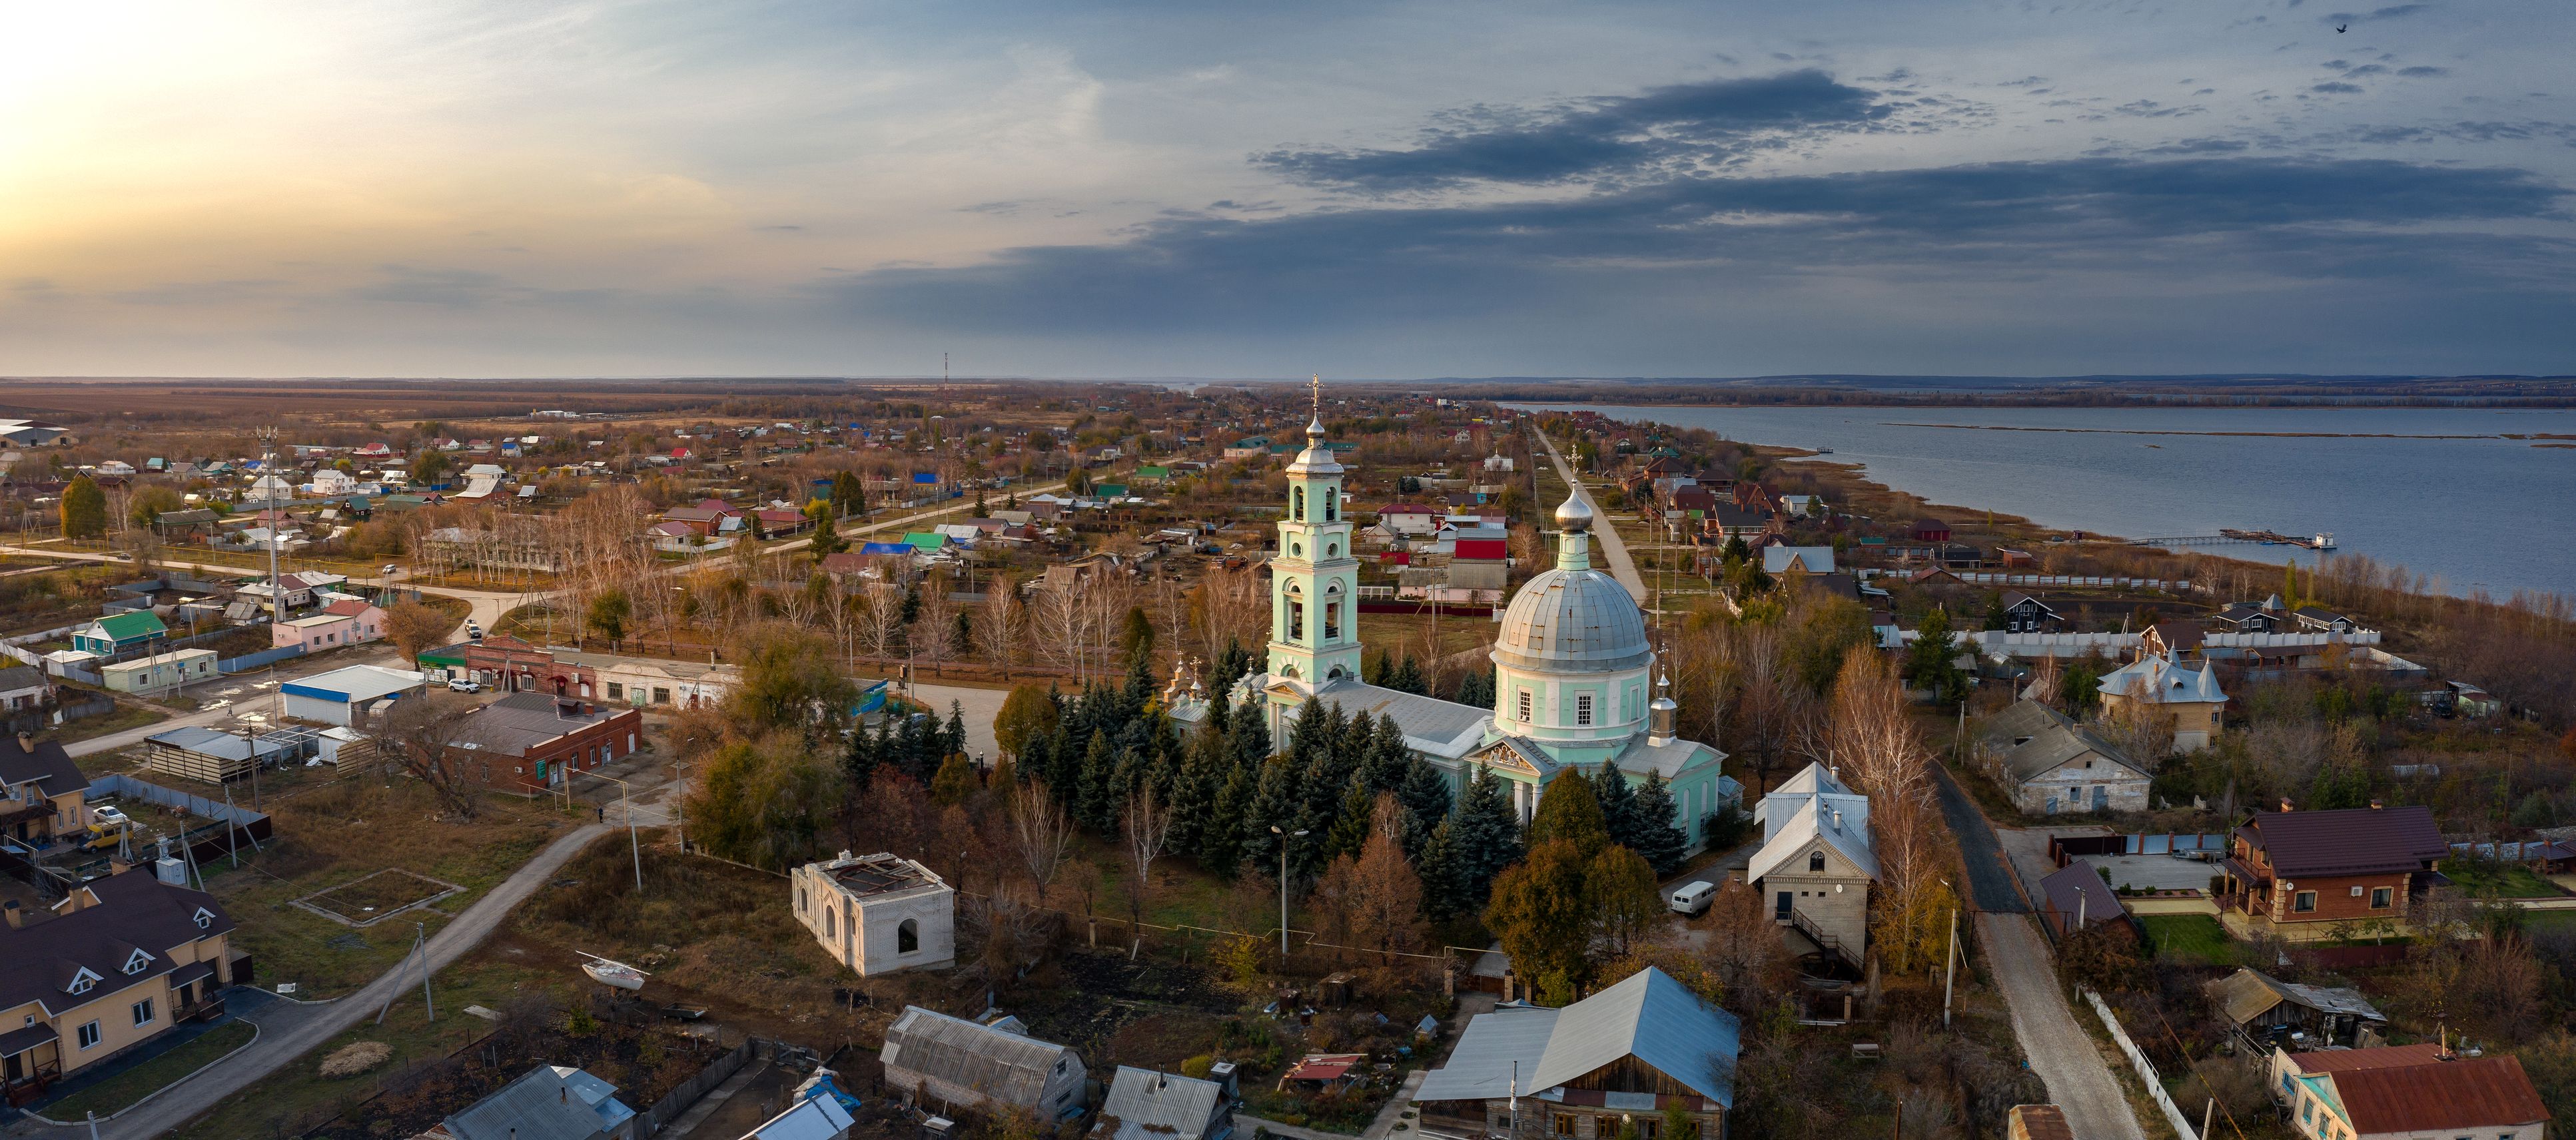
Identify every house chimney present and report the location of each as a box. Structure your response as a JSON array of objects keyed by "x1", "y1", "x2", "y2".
[
  {"x1": 3, "y1": 900, "x2": 20, "y2": 928},
  {"x1": 2280, "y1": 798, "x2": 2294, "y2": 812},
  {"x1": 2369, "y1": 800, "x2": 2383, "y2": 810},
  {"x1": 15, "y1": 732, "x2": 30, "y2": 753}
]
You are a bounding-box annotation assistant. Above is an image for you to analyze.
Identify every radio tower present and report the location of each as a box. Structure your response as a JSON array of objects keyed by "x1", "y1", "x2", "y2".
[{"x1": 256, "y1": 426, "x2": 280, "y2": 617}]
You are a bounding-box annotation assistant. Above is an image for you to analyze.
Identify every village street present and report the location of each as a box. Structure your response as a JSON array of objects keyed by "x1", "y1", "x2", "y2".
[{"x1": 1529, "y1": 429, "x2": 1650, "y2": 603}]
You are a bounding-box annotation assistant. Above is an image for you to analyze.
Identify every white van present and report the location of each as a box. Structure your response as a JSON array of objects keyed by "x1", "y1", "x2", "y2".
[{"x1": 1669, "y1": 880, "x2": 1716, "y2": 916}]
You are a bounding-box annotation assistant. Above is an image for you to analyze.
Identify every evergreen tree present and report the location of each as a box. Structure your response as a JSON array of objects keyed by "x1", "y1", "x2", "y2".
[
  {"x1": 1387, "y1": 656, "x2": 1424, "y2": 695},
  {"x1": 1628, "y1": 773, "x2": 1690, "y2": 876},
  {"x1": 1110, "y1": 745, "x2": 1145, "y2": 818},
  {"x1": 1212, "y1": 638, "x2": 1256, "y2": 692},
  {"x1": 1417, "y1": 816, "x2": 1468, "y2": 922},
  {"x1": 1980, "y1": 591, "x2": 2009, "y2": 632},
  {"x1": 1359, "y1": 713, "x2": 1412, "y2": 797},
  {"x1": 1240, "y1": 755, "x2": 1299, "y2": 872},
  {"x1": 1228, "y1": 703, "x2": 1273, "y2": 768},
  {"x1": 945, "y1": 701, "x2": 970, "y2": 762},
  {"x1": 1396, "y1": 758, "x2": 1454, "y2": 858},
  {"x1": 1202, "y1": 766, "x2": 1254, "y2": 878},
  {"x1": 1077, "y1": 730, "x2": 1116, "y2": 830},
  {"x1": 844, "y1": 720, "x2": 881, "y2": 790},
  {"x1": 1166, "y1": 716, "x2": 1225, "y2": 857},
  {"x1": 1905, "y1": 606, "x2": 1967, "y2": 705},
  {"x1": 1324, "y1": 778, "x2": 1373, "y2": 861},
  {"x1": 1451, "y1": 666, "x2": 1496, "y2": 709},
  {"x1": 1450, "y1": 764, "x2": 1523, "y2": 909},
  {"x1": 1593, "y1": 767, "x2": 1642, "y2": 852},
  {"x1": 1526, "y1": 770, "x2": 1609, "y2": 857}
]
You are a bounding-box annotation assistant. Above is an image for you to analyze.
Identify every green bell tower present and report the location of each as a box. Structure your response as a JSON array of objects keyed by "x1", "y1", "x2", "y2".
[{"x1": 1266, "y1": 377, "x2": 1363, "y2": 689}]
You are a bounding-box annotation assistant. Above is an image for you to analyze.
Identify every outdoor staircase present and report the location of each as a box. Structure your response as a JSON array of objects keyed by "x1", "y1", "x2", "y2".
[{"x1": 1789, "y1": 906, "x2": 1862, "y2": 972}]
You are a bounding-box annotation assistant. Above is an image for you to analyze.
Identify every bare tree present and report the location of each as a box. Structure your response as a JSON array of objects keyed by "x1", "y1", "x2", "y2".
[
  {"x1": 976, "y1": 583, "x2": 1027, "y2": 677},
  {"x1": 1031, "y1": 581, "x2": 1086, "y2": 678},
  {"x1": 1008, "y1": 778, "x2": 1075, "y2": 903},
  {"x1": 854, "y1": 581, "x2": 904, "y2": 664},
  {"x1": 375, "y1": 691, "x2": 482, "y2": 820},
  {"x1": 1121, "y1": 785, "x2": 1176, "y2": 936},
  {"x1": 1187, "y1": 565, "x2": 1267, "y2": 664}
]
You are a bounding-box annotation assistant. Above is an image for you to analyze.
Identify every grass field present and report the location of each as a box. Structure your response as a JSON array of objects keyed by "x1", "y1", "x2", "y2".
[
  {"x1": 2444, "y1": 862, "x2": 2567, "y2": 899},
  {"x1": 45, "y1": 1020, "x2": 256, "y2": 1121},
  {"x1": 2142, "y1": 914, "x2": 2238, "y2": 966}
]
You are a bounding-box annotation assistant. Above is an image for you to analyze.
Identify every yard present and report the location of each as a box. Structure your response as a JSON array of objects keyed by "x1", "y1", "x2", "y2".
[
  {"x1": 43, "y1": 1021, "x2": 257, "y2": 1121},
  {"x1": 2142, "y1": 914, "x2": 2239, "y2": 967},
  {"x1": 2442, "y1": 860, "x2": 2567, "y2": 900}
]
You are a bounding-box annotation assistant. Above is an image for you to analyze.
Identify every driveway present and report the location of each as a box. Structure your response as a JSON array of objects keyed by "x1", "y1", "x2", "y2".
[
  {"x1": 903, "y1": 681, "x2": 1009, "y2": 762},
  {"x1": 31, "y1": 822, "x2": 611, "y2": 1140},
  {"x1": 1978, "y1": 913, "x2": 2148, "y2": 1140}
]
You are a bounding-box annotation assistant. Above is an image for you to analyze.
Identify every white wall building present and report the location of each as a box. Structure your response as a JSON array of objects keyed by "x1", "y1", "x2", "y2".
[{"x1": 791, "y1": 851, "x2": 954, "y2": 976}]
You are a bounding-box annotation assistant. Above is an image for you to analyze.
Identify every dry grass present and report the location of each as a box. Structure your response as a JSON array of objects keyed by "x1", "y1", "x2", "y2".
[{"x1": 317, "y1": 1041, "x2": 392, "y2": 1079}]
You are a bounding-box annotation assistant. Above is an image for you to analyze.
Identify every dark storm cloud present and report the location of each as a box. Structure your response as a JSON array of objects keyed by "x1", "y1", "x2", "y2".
[
  {"x1": 1253, "y1": 70, "x2": 1887, "y2": 191},
  {"x1": 823, "y1": 156, "x2": 2570, "y2": 335}
]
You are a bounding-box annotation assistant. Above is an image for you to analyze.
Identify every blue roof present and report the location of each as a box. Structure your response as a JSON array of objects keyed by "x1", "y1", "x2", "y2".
[
  {"x1": 859, "y1": 542, "x2": 911, "y2": 555},
  {"x1": 1531, "y1": 968, "x2": 1741, "y2": 1107},
  {"x1": 911, "y1": 472, "x2": 939, "y2": 483}
]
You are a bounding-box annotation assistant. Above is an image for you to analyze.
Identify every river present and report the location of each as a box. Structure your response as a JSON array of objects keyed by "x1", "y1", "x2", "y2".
[{"x1": 1507, "y1": 404, "x2": 2576, "y2": 599}]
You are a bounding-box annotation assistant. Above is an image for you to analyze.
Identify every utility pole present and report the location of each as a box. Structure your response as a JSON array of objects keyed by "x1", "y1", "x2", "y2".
[
  {"x1": 1942, "y1": 904, "x2": 1958, "y2": 1027},
  {"x1": 256, "y1": 427, "x2": 280, "y2": 626},
  {"x1": 1270, "y1": 824, "x2": 1306, "y2": 958}
]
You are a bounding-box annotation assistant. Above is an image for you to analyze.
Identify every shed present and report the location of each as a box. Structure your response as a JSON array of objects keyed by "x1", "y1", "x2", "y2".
[
  {"x1": 880, "y1": 1006, "x2": 1086, "y2": 1119},
  {"x1": 2206, "y1": 968, "x2": 2387, "y2": 1051},
  {"x1": 2037, "y1": 864, "x2": 2135, "y2": 942},
  {"x1": 1094, "y1": 1067, "x2": 1233, "y2": 1140},
  {"x1": 280, "y1": 665, "x2": 427, "y2": 726}
]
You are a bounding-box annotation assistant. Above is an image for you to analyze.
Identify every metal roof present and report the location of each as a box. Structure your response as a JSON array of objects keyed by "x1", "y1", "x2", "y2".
[
  {"x1": 1313, "y1": 679, "x2": 1490, "y2": 760},
  {"x1": 882, "y1": 1006, "x2": 1078, "y2": 1107},
  {"x1": 2098, "y1": 653, "x2": 2226, "y2": 705},
  {"x1": 2242, "y1": 806, "x2": 2446, "y2": 877},
  {"x1": 2207, "y1": 968, "x2": 2387, "y2": 1027},
  {"x1": 2326, "y1": 1055, "x2": 2549, "y2": 1134},
  {"x1": 1494, "y1": 567, "x2": 1651, "y2": 675},
  {"x1": 1529, "y1": 968, "x2": 1741, "y2": 1108},
  {"x1": 2038, "y1": 864, "x2": 2127, "y2": 927},
  {"x1": 443, "y1": 1065, "x2": 633, "y2": 1140},
  {"x1": 1098, "y1": 1067, "x2": 1227, "y2": 1140},
  {"x1": 748, "y1": 1091, "x2": 856, "y2": 1140},
  {"x1": 1745, "y1": 794, "x2": 1878, "y2": 885},
  {"x1": 280, "y1": 665, "x2": 426, "y2": 704},
  {"x1": 1413, "y1": 1003, "x2": 1561, "y2": 1103},
  {"x1": 1976, "y1": 701, "x2": 2148, "y2": 784}
]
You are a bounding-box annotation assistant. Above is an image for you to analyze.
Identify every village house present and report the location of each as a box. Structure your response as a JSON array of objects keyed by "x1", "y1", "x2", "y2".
[
  {"x1": 2038, "y1": 863, "x2": 2136, "y2": 942},
  {"x1": 1761, "y1": 545, "x2": 1835, "y2": 577},
  {"x1": 0, "y1": 734, "x2": 89, "y2": 851},
  {"x1": 69, "y1": 611, "x2": 167, "y2": 658},
  {"x1": 2220, "y1": 804, "x2": 2447, "y2": 930},
  {"x1": 2212, "y1": 600, "x2": 2283, "y2": 633},
  {"x1": 2279, "y1": 1048, "x2": 2545, "y2": 1140},
  {"x1": 99, "y1": 649, "x2": 218, "y2": 695},
  {"x1": 2210, "y1": 968, "x2": 2388, "y2": 1053},
  {"x1": 1746, "y1": 762, "x2": 1875, "y2": 970},
  {"x1": 445, "y1": 692, "x2": 643, "y2": 796},
  {"x1": 555, "y1": 653, "x2": 737, "y2": 710},
  {"x1": 0, "y1": 668, "x2": 49, "y2": 715},
  {"x1": 270, "y1": 597, "x2": 387, "y2": 652},
  {"x1": 1974, "y1": 700, "x2": 2152, "y2": 815},
  {"x1": 2096, "y1": 651, "x2": 2228, "y2": 752},
  {"x1": 422, "y1": 1064, "x2": 641, "y2": 1140},
  {"x1": 1094, "y1": 1066, "x2": 1234, "y2": 1140},
  {"x1": 2291, "y1": 605, "x2": 2357, "y2": 634},
  {"x1": 0, "y1": 871, "x2": 240, "y2": 1099},
  {"x1": 791, "y1": 852, "x2": 955, "y2": 976},
  {"x1": 1995, "y1": 592, "x2": 2062, "y2": 634},
  {"x1": 1412, "y1": 967, "x2": 1741, "y2": 1140},
  {"x1": 879, "y1": 1006, "x2": 1087, "y2": 1120}
]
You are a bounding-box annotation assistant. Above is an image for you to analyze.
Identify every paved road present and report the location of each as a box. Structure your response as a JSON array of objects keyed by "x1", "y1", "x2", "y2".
[
  {"x1": 1932, "y1": 764, "x2": 2028, "y2": 913},
  {"x1": 59, "y1": 822, "x2": 611, "y2": 1140},
  {"x1": 1978, "y1": 912, "x2": 2149, "y2": 1140},
  {"x1": 1528, "y1": 429, "x2": 1648, "y2": 603}
]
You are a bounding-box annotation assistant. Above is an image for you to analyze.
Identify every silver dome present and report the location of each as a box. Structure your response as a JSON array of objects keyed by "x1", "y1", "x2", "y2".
[
  {"x1": 1492, "y1": 566, "x2": 1653, "y2": 674},
  {"x1": 1553, "y1": 493, "x2": 1593, "y2": 532}
]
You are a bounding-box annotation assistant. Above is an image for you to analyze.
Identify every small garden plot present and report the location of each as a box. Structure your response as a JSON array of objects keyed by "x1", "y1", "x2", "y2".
[{"x1": 294, "y1": 868, "x2": 463, "y2": 926}]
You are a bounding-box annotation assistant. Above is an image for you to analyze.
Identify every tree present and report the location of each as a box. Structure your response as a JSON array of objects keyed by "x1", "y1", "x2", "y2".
[
  {"x1": 1346, "y1": 794, "x2": 1430, "y2": 963},
  {"x1": 1525, "y1": 769, "x2": 1607, "y2": 858},
  {"x1": 977, "y1": 585, "x2": 1028, "y2": 676},
  {"x1": 1627, "y1": 774, "x2": 1690, "y2": 875},
  {"x1": 1484, "y1": 840, "x2": 1593, "y2": 998},
  {"x1": 1904, "y1": 605, "x2": 1968, "y2": 705},
  {"x1": 1122, "y1": 785, "x2": 1176, "y2": 936},
  {"x1": 1118, "y1": 605, "x2": 1155, "y2": 668},
  {"x1": 991, "y1": 688, "x2": 1056, "y2": 764},
  {"x1": 585, "y1": 588, "x2": 632, "y2": 647},
  {"x1": 1594, "y1": 768, "x2": 1642, "y2": 852},
  {"x1": 1396, "y1": 757, "x2": 1452, "y2": 857},
  {"x1": 1588, "y1": 846, "x2": 1663, "y2": 957},
  {"x1": 1007, "y1": 778, "x2": 1075, "y2": 901},
  {"x1": 808, "y1": 503, "x2": 848, "y2": 556},
  {"x1": 685, "y1": 734, "x2": 846, "y2": 870},
  {"x1": 930, "y1": 753, "x2": 981, "y2": 806},
  {"x1": 59, "y1": 476, "x2": 107, "y2": 539},
  {"x1": 1699, "y1": 878, "x2": 1792, "y2": 1013},
  {"x1": 1450, "y1": 764, "x2": 1523, "y2": 908},
  {"x1": 724, "y1": 623, "x2": 859, "y2": 737},
  {"x1": 1418, "y1": 816, "x2": 1469, "y2": 922},
  {"x1": 376, "y1": 691, "x2": 482, "y2": 820},
  {"x1": 412, "y1": 447, "x2": 452, "y2": 486},
  {"x1": 382, "y1": 601, "x2": 456, "y2": 664},
  {"x1": 126, "y1": 485, "x2": 184, "y2": 529}
]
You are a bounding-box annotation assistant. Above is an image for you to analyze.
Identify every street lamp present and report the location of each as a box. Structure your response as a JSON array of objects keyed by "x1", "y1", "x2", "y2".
[{"x1": 1270, "y1": 825, "x2": 1307, "y2": 958}]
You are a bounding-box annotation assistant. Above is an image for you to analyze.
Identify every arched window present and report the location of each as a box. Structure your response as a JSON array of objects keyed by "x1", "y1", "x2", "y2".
[
  {"x1": 1808, "y1": 850, "x2": 1826, "y2": 873},
  {"x1": 1325, "y1": 491, "x2": 1337, "y2": 521},
  {"x1": 1294, "y1": 487, "x2": 1306, "y2": 519},
  {"x1": 823, "y1": 906, "x2": 836, "y2": 937},
  {"x1": 1324, "y1": 600, "x2": 1340, "y2": 641},
  {"x1": 1326, "y1": 540, "x2": 1338, "y2": 558},
  {"x1": 1289, "y1": 600, "x2": 1305, "y2": 640},
  {"x1": 898, "y1": 918, "x2": 920, "y2": 954}
]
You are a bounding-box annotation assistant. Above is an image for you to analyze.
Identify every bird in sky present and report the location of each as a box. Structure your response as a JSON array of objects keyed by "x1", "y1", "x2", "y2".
[{"x1": 2336, "y1": 22, "x2": 2349, "y2": 32}]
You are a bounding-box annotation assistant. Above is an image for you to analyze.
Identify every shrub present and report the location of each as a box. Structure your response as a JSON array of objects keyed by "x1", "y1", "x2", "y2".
[
  {"x1": 320, "y1": 1040, "x2": 392, "y2": 1078},
  {"x1": 1180, "y1": 1055, "x2": 1214, "y2": 1079}
]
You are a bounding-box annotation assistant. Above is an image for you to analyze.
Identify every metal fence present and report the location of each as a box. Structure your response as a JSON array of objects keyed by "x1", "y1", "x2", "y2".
[
  {"x1": 219, "y1": 644, "x2": 306, "y2": 674},
  {"x1": 640, "y1": 1038, "x2": 761, "y2": 1135}
]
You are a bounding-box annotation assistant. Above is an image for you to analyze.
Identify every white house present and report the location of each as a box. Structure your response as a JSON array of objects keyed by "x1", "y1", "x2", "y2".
[
  {"x1": 1747, "y1": 762, "x2": 1877, "y2": 969},
  {"x1": 791, "y1": 852, "x2": 954, "y2": 976},
  {"x1": 1974, "y1": 700, "x2": 2151, "y2": 815},
  {"x1": 304, "y1": 469, "x2": 358, "y2": 497}
]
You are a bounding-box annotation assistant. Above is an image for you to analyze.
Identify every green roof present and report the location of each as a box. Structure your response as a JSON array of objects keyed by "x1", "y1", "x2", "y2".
[
  {"x1": 1134, "y1": 465, "x2": 1169, "y2": 479},
  {"x1": 90, "y1": 611, "x2": 168, "y2": 641},
  {"x1": 416, "y1": 643, "x2": 472, "y2": 666},
  {"x1": 1094, "y1": 484, "x2": 1129, "y2": 497},
  {"x1": 902, "y1": 532, "x2": 949, "y2": 551}
]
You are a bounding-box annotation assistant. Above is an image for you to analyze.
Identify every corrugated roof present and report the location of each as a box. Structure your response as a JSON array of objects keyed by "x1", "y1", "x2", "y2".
[
  {"x1": 2285, "y1": 1043, "x2": 2447, "y2": 1074},
  {"x1": 748, "y1": 1091, "x2": 855, "y2": 1140},
  {"x1": 1314, "y1": 679, "x2": 1489, "y2": 760},
  {"x1": 882, "y1": 1006, "x2": 1077, "y2": 1107},
  {"x1": 1413, "y1": 1004, "x2": 1561, "y2": 1103},
  {"x1": 1978, "y1": 701, "x2": 2148, "y2": 784},
  {"x1": 443, "y1": 1065, "x2": 632, "y2": 1140},
  {"x1": 1529, "y1": 968, "x2": 1741, "y2": 1108},
  {"x1": 1098, "y1": 1067, "x2": 1226, "y2": 1140},
  {"x1": 1745, "y1": 794, "x2": 1877, "y2": 884},
  {"x1": 2206, "y1": 968, "x2": 2385, "y2": 1027},
  {"x1": 2328, "y1": 1055, "x2": 2549, "y2": 1133},
  {"x1": 2243, "y1": 806, "x2": 2445, "y2": 877}
]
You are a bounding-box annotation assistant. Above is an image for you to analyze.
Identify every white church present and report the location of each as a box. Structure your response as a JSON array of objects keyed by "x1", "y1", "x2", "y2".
[{"x1": 1210, "y1": 394, "x2": 1739, "y2": 850}]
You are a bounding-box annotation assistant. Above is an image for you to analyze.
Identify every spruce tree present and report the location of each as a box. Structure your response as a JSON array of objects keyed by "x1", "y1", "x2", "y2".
[
  {"x1": 1240, "y1": 755, "x2": 1298, "y2": 872},
  {"x1": 945, "y1": 702, "x2": 971, "y2": 761},
  {"x1": 1077, "y1": 730, "x2": 1116, "y2": 830},
  {"x1": 1450, "y1": 764, "x2": 1523, "y2": 909},
  {"x1": 1359, "y1": 713, "x2": 1411, "y2": 796},
  {"x1": 1202, "y1": 766, "x2": 1254, "y2": 878},
  {"x1": 1229, "y1": 703, "x2": 1273, "y2": 768},
  {"x1": 845, "y1": 720, "x2": 881, "y2": 790},
  {"x1": 1324, "y1": 778, "x2": 1373, "y2": 861},
  {"x1": 1526, "y1": 770, "x2": 1609, "y2": 857},
  {"x1": 1452, "y1": 667, "x2": 1496, "y2": 709},
  {"x1": 1593, "y1": 767, "x2": 1642, "y2": 852},
  {"x1": 1396, "y1": 758, "x2": 1454, "y2": 858},
  {"x1": 1629, "y1": 773, "x2": 1690, "y2": 876},
  {"x1": 1417, "y1": 816, "x2": 1468, "y2": 922}
]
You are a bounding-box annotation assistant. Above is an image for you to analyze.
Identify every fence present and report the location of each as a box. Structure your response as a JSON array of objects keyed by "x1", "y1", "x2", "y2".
[
  {"x1": 2083, "y1": 988, "x2": 2200, "y2": 1140},
  {"x1": 219, "y1": 644, "x2": 306, "y2": 674},
  {"x1": 2050, "y1": 832, "x2": 2228, "y2": 866},
  {"x1": 85, "y1": 772, "x2": 275, "y2": 870},
  {"x1": 639, "y1": 1038, "x2": 761, "y2": 1135}
]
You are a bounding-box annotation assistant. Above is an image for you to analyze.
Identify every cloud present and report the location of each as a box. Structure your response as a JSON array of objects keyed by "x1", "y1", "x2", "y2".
[
  {"x1": 2314, "y1": 81, "x2": 2367, "y2": 93},
  {"x1": 1253, "y1": 70, "x2": 1886, "y2": 191},
  {"x1": 2397, "y1": 65, "x2": 2451, "y2": 77},
  {"x1": 2324, "y1": 4, "x2": 2433, "y2": 25},
  {"x1": 820, "y1": 156, "x2": 2572, "y2": 339}
]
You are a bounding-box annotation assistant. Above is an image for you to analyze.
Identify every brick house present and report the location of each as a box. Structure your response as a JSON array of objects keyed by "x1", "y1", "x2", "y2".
[
  {"x1": 2220, "y1": 805, "x2": 2447, "y2": 928},
  {"x1": 445, "y1": 691, "x2": 643, "y2": 796}
]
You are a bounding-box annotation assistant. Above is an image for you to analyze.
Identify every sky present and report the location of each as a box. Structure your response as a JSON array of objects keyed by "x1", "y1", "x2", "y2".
[{"x1": 1, "y1": 0, "x2": 2571, "y2": 379}]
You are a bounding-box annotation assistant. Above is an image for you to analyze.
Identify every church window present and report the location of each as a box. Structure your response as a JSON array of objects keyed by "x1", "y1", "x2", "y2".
[
  {"x1": 1324, "y1": 601, "x2": 1340, "y2": 641},
  {"x1": 1290, "y1": 601, "x2": 1305, "y2": 640},
  {"x1": 1516, "y1": 689, "x2": 1533, "y2": 722},
  {"x1": 1575, "y1": 693, "x2": 1593, "y2": 726},
  {"x1": 1294, "y1": 487, "x2": 1306, "y2": 519},
  {"x1": 1291, "y1": 541, "x2": 1302, "y2": 558},
  {"x1": 1325, "y1": 492, "x2": 1337, "y2": 521}
]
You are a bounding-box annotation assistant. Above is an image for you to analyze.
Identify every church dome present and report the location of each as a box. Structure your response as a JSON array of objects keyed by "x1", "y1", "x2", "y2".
[{"x1": 1493, "y1": 566, "x2": 1652, "y2": 675}]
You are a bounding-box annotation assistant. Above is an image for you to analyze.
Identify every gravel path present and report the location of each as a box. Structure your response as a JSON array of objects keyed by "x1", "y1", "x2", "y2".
[
  {"x1": 1978, "y1": 913, "x2": 2148, "y2": 1140},
  {"x1": 45, "y1": 822, "x2": 612, "y2": 1140}
]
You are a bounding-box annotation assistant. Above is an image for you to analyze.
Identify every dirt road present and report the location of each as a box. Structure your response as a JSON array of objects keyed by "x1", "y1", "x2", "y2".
[
  {"x1": 1978, "y1": 913, "x2": 2148, "y2": 1140},
  {"x1": 1529, "y1": 428, "x2": 1648, "y2": 603}
]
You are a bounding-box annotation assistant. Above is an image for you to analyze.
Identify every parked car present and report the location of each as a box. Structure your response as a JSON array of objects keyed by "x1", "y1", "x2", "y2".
[
  {"x1": 447, "y1": 678, "x2": 483, "y2": 693},
  {"x1": 380, "y1": 563, "x2": 400, "y2": 577},
  {"x1": 1668, "y1": 880, "x2": 1717, "y2": 916}
]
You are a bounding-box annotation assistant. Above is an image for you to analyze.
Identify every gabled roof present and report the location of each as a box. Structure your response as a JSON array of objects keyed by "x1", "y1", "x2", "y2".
[
  {"x1": 2207, "y1": 968, "x2": 2387, "y2": 1027},
  {"x1": 2098, "y1": 653, "x2": 2225, "y2": 705},
  {"x1": 1761, "y1": 545, "x2": 1833, "y2": 575},
  {"x1": 882, "y1": 1005, "x2": 1078, "y2": 1107},
  {"x1": 1528, "y1": 968, "x2": 1742, "y2": 1108},
  {"x1": 2240, "y1": 806, "x2": 2445, "y2": 877},
  {"x1": 0, "y1": 733, "x2": 85, "y2": 795},
  {"x1": 442, "y1": 1065, "x2": 635, "y2": 1140},
  {"x1": 1747, "y1": 794, "x2": 1878, "y2": 884},
  {"x1": 85, "y1": 611, "x2": 168, "y2": 641},
  {"x1": 1413, "y1": 1004, "x2": 1559, "y2": 1103},
  {"x1": 1976, "y1": 700, "x2": 2147, "y2": 784},
  {"x1": 2284, "y1": 1043, "x2": 2447, "y2": 1075},
  {"x1": 0, "y1": 870, "x2": 232, "y2": 1017},
  {"x1": 1098, "y1": 1066, "x2": 1228, "y2": 1140},
  {"x1": 2038, "y1": 864, "x2": 2126, "y2": 925},
  {"x1": 2326, "y1": 1055, "x2": 2548, "y2": 1133}
]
